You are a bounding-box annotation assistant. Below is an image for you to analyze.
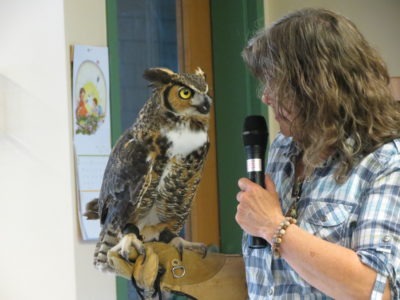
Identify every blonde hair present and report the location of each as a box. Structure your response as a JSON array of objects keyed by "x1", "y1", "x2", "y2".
[{"x1": 242, "y1": 8, "x2": 400, "y2": 182}]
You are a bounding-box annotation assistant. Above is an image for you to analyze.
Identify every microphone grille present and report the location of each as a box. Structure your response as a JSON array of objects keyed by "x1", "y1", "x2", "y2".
[{"x1": 242, "y1": 115, "x2": 268, "y2": 148}]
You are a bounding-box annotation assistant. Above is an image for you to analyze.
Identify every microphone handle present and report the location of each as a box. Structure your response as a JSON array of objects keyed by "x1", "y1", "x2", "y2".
[
  {"x1": 247, "y1": 170, "x2": 269, "y2": 248},
  {"x1": 248, "y1": 171, "x2": 266, "y2": 188}
]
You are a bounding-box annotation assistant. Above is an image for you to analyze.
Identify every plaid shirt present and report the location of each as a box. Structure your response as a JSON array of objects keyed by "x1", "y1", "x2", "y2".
[{"x1": 242, "y1": 133, "x2": 400, "y2": 299}]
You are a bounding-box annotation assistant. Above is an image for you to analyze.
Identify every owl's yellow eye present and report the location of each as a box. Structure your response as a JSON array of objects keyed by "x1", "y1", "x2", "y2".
[{"x1": 178, "y1": 87, "x2": 193, "y2": 100}]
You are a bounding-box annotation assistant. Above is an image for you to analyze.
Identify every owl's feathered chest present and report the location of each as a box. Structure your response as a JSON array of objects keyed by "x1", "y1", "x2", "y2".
[
  {"x1": 151, "y1": 121, "x2": 208, "y2": 192},
  {"x1": 129, "y1": 109, "x2": 209, "y2": 231}
]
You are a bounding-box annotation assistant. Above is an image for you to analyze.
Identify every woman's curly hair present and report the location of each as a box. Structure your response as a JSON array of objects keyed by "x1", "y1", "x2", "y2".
[{"x1": 242, "y1": 8, "x2": 400, "y2": 182}]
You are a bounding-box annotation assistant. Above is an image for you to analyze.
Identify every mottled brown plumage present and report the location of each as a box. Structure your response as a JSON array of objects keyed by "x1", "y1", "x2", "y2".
[{"x1": 85, "y1": 67, "x2": 212, "y2": 273}]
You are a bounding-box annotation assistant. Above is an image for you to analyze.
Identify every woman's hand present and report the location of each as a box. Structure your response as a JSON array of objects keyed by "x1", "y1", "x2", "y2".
[{"x1": 235, "y1": 174, "x2": 285, "y2": 243}]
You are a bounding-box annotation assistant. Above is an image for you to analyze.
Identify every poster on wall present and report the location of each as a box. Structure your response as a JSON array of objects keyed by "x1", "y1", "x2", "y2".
[{"x1": 72, "y1": 45, "x2": 111, "y2": 241}]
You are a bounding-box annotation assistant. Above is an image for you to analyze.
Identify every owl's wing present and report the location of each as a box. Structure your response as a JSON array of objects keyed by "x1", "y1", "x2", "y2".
[{"x1": 98, "y1": 130, "x2": 152, "y2": 228}]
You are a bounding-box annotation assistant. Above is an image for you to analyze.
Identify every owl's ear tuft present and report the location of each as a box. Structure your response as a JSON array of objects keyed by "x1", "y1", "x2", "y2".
[
  {"x1": 195, "y1": 67, "x2": 205, "y2": 79},
  {"x1": 143, "y1": 68, "x2": 175, "y2": 84}
]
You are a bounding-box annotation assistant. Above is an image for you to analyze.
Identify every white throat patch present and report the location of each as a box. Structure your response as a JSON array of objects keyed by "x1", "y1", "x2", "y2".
[{"x1": 166, "y1": 127, "x2": 207, "y2": 156}]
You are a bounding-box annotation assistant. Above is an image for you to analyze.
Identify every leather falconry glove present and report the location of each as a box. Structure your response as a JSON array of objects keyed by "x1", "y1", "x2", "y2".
[{"x1": 107, "y1": 241, "x2": 248, "y2": 300}]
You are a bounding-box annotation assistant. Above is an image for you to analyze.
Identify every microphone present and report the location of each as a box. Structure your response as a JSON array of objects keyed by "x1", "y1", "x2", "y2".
[{"x1": 242, "y1": 115, "x2": 269, "y2": 249}]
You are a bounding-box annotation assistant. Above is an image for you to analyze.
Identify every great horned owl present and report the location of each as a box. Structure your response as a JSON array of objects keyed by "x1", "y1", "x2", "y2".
[{"x1": 85, "y1": 67, "x2": 212, "y2": 273}]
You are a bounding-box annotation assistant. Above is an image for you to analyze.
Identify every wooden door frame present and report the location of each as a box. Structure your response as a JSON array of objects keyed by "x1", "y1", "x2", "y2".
[{"x1": 176, "y1": 0, "x2": 220, "y2": 248}]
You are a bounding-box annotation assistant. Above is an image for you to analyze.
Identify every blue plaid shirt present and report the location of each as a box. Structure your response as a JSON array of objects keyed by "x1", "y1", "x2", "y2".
[{"x1": 242, "y1": 133, "x2": 400, "y2": 299}]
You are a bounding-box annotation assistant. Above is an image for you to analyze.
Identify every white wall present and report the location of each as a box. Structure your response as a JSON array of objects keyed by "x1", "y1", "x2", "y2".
[
  {"x1": 0, "y1": 1, "x2": 77, "y2": 300},
  {"x1": 0, "y1": 0, "x2": 115, "y2": 299},
  {"x1": 264, "y1": 0, "x2": 400, "y2": 141},
  {"x1": 63, "y1": 0, "x2": 117, "y2": 299}
]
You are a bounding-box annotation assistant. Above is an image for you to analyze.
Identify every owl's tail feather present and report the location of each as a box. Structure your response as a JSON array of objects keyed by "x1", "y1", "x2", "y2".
[
  {"x1": 93, "y1": 225, "x2": 120, "y2": 273},
  {"x1": 83, "y1": 198, "x2": 99, "y2": 220}
]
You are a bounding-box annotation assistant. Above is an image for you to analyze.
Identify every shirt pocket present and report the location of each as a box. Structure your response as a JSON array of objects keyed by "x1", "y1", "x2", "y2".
[{"x1": 302, "y1": 200, "x2": 352, "y2": 243}]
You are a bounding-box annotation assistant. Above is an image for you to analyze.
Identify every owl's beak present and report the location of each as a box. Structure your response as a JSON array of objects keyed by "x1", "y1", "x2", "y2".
[{"x1": 195, "y1": 96, "x2": 211, "y2": 114}]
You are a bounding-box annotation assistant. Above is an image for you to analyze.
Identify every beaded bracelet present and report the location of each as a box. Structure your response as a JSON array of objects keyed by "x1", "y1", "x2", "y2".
[{"x1": 272, "y1": 217, "x2": 297, "y2": 258}]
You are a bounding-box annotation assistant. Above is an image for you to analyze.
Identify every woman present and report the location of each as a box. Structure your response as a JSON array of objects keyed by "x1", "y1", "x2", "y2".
[{"x1": 236, "y1": 8, "x2": 400, "y2": 299}]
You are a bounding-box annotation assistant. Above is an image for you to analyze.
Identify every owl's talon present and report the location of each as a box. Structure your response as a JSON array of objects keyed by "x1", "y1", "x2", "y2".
[
  {"x1": 140, "y1": 246, "x2": 147, "y2": 265},
  {"x1": 169, "y1": 236, "x2": 207, "y2": 259},
  {"x1": 110, "y1": 233, "x2": 146, "y2": 266},
  {"x1": 200, "y1": 245, "x2": 208, "y2": 259}
]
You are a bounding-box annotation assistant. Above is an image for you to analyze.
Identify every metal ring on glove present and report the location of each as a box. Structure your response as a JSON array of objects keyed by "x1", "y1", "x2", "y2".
[{"x1": 171, "y1": 259, "x2": 186, "y2": 278}]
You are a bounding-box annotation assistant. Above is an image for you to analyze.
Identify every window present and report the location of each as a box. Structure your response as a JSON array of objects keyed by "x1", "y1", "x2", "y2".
[{"x1": 116, "y1": 0, "x2": 178, "y2": 131}]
